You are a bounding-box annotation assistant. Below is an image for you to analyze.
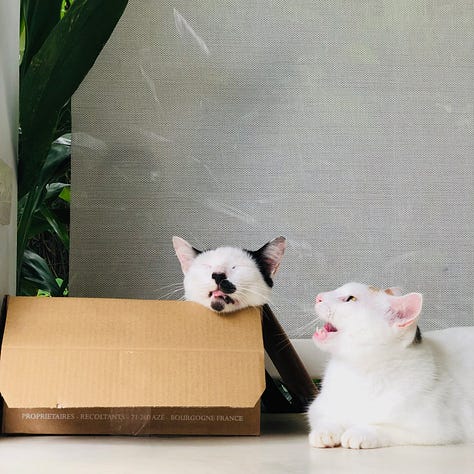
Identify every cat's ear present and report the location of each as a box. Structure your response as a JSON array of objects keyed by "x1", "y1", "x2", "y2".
[
  {"x1": 388, "y1": 293, "x2": 423, "y2": 328},
  {"x1": 253, "y1": 236, "x2": 286, "y2": 277},
  {"x1": 384, "y1": 287, "x2": 403, "y2": 296},
  {"x1": 172, "y1": 237, "x2": 201, "y2": 274}
]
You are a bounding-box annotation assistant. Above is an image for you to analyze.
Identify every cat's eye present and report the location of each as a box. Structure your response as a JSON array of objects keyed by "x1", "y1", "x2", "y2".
[{"x1": 345, "y1": 295, "x2": 357, "y2": 302}]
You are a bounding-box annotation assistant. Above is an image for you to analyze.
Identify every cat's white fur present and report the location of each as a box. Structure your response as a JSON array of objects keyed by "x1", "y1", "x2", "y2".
[
  {"x1": 172, "y1": 236, "x2": 285, "y2": 313},
  {"x1": 308, "y1": 282, "x2": 474, "y2": 449}
]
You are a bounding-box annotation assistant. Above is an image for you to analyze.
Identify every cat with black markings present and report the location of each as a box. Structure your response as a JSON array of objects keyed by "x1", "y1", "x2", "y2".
[
  {"x1": 172, "y1": 236, "x2": 286, "y2": 313},
  {"x1": 308, "y1": 282, "x2": 474, "y2": 449}
]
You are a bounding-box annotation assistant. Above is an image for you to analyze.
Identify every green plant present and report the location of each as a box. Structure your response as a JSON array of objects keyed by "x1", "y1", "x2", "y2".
[{"x1": 17, "y1": 0, "x2": 129, "y2": 295}]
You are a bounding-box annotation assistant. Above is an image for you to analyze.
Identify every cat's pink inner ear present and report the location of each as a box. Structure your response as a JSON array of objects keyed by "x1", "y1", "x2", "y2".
[
  {"x1": 389, "y1": 293, "x2": 423, "y2": 328},
  {"x1": 264, "y1": 236, "x2": 286, "y2": 276},
  {"x1": 172, "y1": 236, "x2": 197, "y2": 274}
]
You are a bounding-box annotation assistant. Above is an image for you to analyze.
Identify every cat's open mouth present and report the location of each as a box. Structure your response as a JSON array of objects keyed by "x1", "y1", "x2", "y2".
[
  {"x1": 209, "y1": 289, "x2": 236, "y2": 311},
  {"x1": 313, "y1": 322, "x2": 338, "y2": 341}
]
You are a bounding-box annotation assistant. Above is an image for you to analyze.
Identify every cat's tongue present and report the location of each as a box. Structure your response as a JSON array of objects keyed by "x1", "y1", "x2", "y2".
[
  {"x1": 211, "y1": 290, "x2": 235, "y2": 306},
  {"x1": 212, "y1": 290, "x2": 226, "y2": 299}
]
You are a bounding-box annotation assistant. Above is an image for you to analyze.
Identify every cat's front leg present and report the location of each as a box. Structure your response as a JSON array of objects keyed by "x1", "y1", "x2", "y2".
[
  {"x1": 308, "y1": 421, "x2": 345, "y2": 448},
  {"x1": 341, "y1": 425, "x2": 392, "y2": 449}
]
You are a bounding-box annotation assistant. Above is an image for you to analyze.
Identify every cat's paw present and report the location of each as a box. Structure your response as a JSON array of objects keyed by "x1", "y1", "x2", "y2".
[
  {"x1": 341, "y1": 426, "x2": 385, "y2": 449},
  {"x1": 308, "y1": 423, "x2": 344, "y2": 448}
]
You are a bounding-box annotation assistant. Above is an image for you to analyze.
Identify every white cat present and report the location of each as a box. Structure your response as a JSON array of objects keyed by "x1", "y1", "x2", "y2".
[
  {"x1": 172, "y1": 236, "x2": 286, "y2": 313},
  {"x1": 308, "y1": 282, "x2": 474, "y2": 449}
]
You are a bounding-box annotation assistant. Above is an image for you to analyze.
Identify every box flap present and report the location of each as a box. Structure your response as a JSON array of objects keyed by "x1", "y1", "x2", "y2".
[{"x1": 0, "y1": 297, "x2": 265, "y2": 409}]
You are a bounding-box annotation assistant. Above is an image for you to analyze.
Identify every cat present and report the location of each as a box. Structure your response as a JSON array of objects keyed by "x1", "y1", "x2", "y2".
[
  {"x1": 172, "y1": 236, "x2": 286, "y2": 313},
  {"x1": 308, "y1": 282, "x2": 474, "y2": 449},
  {"x1": 173, "y1": 235, "x2": 318, "y2": 411}
]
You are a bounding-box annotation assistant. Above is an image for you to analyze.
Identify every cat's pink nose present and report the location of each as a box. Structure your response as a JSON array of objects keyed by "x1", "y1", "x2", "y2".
[{"x1": 315, "y1": 294, "x2": 324, "y2": 304}]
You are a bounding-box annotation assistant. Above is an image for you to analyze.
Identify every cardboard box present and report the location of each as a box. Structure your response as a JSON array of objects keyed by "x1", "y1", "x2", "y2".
[{"x1": 0, "y1": 297, "x2": 265, "y2": 435}]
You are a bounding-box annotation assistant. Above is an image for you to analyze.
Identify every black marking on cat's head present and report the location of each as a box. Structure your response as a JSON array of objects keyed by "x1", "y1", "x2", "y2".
[
  {"x1": 212, "y1": 272, "x2": 226, "y2": 284},
  {"x1": 413, "y1": 326, "x2": 422, "y2": 345},
  {"x1": 211, "y1": 272, "x2": 237, "y2": 294},
  {"x1": 219, "y1": 279, "x2": 237, "y2": 294},
  {"x1": 246, "y1": 247, "x2": 275, "y2": 288},
  {"x1": 210, "y1": 299, "x2": 225, "y2": 312},
  {"x1": 245, "y1": 236, "x2": 286, "y2": 289}
]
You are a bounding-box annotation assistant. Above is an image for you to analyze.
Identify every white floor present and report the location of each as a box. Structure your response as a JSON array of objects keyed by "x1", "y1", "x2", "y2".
[{"x1": 0, "y1": 414, "x2": 473, "y2": 474}]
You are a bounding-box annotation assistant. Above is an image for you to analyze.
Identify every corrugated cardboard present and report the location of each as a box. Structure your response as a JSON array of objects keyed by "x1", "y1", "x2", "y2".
[{"x1": 0, "y1": 297, "x2": 265, "y2": 435}]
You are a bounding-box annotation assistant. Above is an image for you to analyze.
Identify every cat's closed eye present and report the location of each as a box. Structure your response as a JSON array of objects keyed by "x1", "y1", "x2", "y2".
[{"x1": 345, "y1": 295, "x2": 357, "y2": 302}]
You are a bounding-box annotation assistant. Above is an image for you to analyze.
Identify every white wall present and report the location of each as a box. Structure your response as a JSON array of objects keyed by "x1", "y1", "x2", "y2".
[{"x1": 0, "y1": 0, "x2": 19, "y2": 300}]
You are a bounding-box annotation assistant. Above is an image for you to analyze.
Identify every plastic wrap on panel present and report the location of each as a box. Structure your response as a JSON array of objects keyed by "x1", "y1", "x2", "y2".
[{"x1": 70, "y1": 0, "x2": 474, "y2": 336}]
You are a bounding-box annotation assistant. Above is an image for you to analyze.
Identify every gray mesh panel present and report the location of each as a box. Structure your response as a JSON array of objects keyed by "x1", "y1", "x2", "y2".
[{"x1": 71, "y1": 0, "x2": 473, "y2": 336}]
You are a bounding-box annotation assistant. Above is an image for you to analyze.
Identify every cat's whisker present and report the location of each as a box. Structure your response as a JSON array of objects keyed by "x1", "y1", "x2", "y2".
[
  {"x1": 157, "y1": 282, "x2": 185, "y2": 290},
  {"x1": 290, "y1": 319, "x2": 320, "y2": 338},
  {"x1": 237, "y1": 284, "x2": 269, "y2": 297},
  {"x1": 237, "y1": 285, "x2": 275, "y2": 306},
  {"x1": 273, "y1": 337, "x2": 299, "y2": 353},
  {"x1": 238, "y1": 294, "x2": 255, "y2": 309},
  {"x1": 156, "y1": 281, "x2": 185, "y2": 300},
  {"x1": 260, "y1": 310, "x2": 302, "y2": 342},
  {"x1": 159, "y1": 287, "x2": 185, "y2": 300},
  {"x1": 162, "y1": 286, "x2": 184, "y2": 294}
]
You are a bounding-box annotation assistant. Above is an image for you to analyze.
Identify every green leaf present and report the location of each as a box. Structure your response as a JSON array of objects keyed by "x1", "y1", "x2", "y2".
[
  {"x1": 17, "y1": 186, "x2": 46, "y2": 278},
  {"x1": 26, "y1": 215, "x2": 52, "y2": 240},
  {"x1": 58, "y1": 185, "x2": 71, "y2": 203},
  {"x1": 38, "y1": 141, "x2": 71, "y2": 186},
  {"x1": 19, "y1": 0, "x2": 129, "y2": 197},
  {"x1": 45, "y1": 183, "x2": 70, "y2": 202},
  {"x1": 20, "y1": 0, "x2": 63, "y2": 77},
  {"x1": 25, "y1": 208, "x2": 70, "y2": 243},
  {"x1": 17, "y1": 141, "x2": 70, "y2": 279},
  {"x1": 39, "y1": 206, "x2": 70, "y2": 249},
  {"x1": 20, "y1": 13, "x2": 26, "y2": 64},
  {"x1": 61, "y1": 1, "x2": 75, "y2": 19},
  {"x1": 19, "y1": 250, "x2": 64, "y2": 297},
  {"x1": 56, "y1": 278, "x2": 69, "y2": 296},
  {"x1": 37, "y1": 289, "x2": 52, "y2": 297}
]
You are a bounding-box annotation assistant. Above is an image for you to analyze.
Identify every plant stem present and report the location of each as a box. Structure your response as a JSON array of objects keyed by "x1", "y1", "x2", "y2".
[{"x1": 17, "y1": 186, "x2": 44, "y2": 290}]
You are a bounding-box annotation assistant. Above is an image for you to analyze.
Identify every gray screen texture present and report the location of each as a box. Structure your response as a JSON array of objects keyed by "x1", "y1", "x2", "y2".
[{"x1": 71, "y1": 0, "x2": 473, "y2": 336}]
